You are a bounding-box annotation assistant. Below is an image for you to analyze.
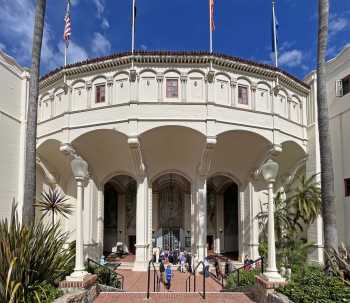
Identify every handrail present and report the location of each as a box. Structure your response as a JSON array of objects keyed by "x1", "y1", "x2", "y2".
[
  {"x1": 230, "y1": 257, "x2": 264, "y2": 288},
  {"x1": 185, "y1": 260, "x2": 206, "y2": 299},
  {"x1": 87, "y1": 258, "x2": 124, "y2": 290},
  {"x1": 146, "y1": 260, "x2": 161, "y2": 299}
]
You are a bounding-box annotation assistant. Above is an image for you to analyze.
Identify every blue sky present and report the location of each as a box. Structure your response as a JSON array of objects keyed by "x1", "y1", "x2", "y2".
[{"x1": 0, "y1": 0, "x2": 349, "y2": 79}]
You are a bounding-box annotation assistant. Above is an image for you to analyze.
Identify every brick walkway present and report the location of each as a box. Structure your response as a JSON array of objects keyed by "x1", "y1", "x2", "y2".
[
  {"x1": 118, "y1": 269, "x2": 223, "y2": 292},
  {"x1": 93, "y1": 269, "x2": 256, "y2": 302}
]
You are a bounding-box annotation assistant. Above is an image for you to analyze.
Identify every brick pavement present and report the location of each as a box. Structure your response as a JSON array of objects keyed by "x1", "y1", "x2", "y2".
[
  {"x1": 94, "y1": 292, "x2": 256, "y2": 303},
  {"x1": 93, "y1": 269, "x2": 257, "y2": 302}
]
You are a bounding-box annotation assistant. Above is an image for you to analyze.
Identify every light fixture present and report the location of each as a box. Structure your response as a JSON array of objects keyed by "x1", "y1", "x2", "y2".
[
  {"x1": 261, "y1": 159, "x2": 279, "y2": 183},
  {"x1": 71, "y1": 157, "x2": 88, "y2": 180}
]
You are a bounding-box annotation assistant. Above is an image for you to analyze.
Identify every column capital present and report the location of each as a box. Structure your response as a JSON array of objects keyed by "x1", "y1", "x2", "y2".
[
  {"x1": 181, "y1": 74, "x2": 188, "y2": 82},
  {"x1": 251, "y1": 83, "x2": 257, "y2": 91},
  {"x1": 207, "y1": 70, "x2": 215, "y2": 83},
  {"x1": 128, "y1": 137, "x2": 146, "y2": 177},
  {"x1": 156, "y1": 73, "x2": 164, "y2": 82},
  {"x1": 230, "y1": 79, "x2": 237, "y2": 87},
  {"x1": 130, "y1": 69, "x2": 137, "y2": 82},
  {"x1": 86, "y1": 81, "x2": 92, "y2": 90},
  {"x1": 107, "y1": 76, "x2": 114, "y2": 86},
  {"x1": 197, "y1": 137, "x2": 216, "y2": 177}
]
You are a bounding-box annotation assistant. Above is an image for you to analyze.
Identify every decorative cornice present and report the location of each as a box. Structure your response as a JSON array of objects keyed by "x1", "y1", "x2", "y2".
[{"x1": 39, "y1": 51, "x2": 310, "y2": 93}]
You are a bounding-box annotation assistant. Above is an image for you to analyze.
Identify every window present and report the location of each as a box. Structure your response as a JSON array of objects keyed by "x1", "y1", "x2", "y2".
[
  {"x1": 95, "y1": 84, "x2": 106, "y2": 103},
  {"x1": 345, "y1": 178, "x2": 350, "y2": 197},
  {"x1": 336, "y1": 75, "x2": 350, "y2": 97},
  {"x1": 166, "y1": 79, "x2": 178, "y2": 98},
  {"x1": 238, "y1": 86, "x2": 248, "y2": 105}
]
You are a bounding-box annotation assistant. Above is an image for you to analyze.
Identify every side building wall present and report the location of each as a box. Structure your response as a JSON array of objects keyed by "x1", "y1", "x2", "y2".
[{"x1": 0, "y1": 51, "x2": 29, "y2": 221}]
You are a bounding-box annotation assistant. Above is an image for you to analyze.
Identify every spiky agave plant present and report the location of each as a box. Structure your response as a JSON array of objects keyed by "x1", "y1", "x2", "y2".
[
  {"x1": 34, "y1": 188, "x2": 73, "y2": 227},
  {"x1": 0, "y1": 204, "x2": 74, "y2": 302}
]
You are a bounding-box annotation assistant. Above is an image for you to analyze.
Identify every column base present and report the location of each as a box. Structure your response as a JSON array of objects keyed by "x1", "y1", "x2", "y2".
[
  {"x1": 66, "y1": 270, "x2": 90, "y2": 282},
  {"x1": 262, "y1": 270, "x2": 285, "y2": 282},
  {"x1": 133, "y1": 243, "x2": 149, "y2": 271}
]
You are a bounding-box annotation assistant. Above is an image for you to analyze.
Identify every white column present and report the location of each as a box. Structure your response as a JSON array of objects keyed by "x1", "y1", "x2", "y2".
[
  {"x1": 68, "y1": 177, "x2": 89, "y2": 279},
  {"x1": 181, "y1": 75, "x2": 187, "y2": 102},
  {"x1": 157, "y1": 74, "x2": 163, "y2": 102},
  {"x1": 191, "y1": 186, "x2": 197, "y2": 256},
  {"x1": 215, "y1": 194, "x2": 224, "y2": 254},
  {"x1": 118, "y1": 194, "x2": 126, "y2": 243},
  {"x1": 148, "y1": 185, "x2": 153, "y2": 260},
  {"x1": 133, "y1": 176, "x2": 149, "y2": 271},
  {"x1": 251, "y1": 84, "x2": 257, "y2": 111},
  {"x1": 97, "y1": 185, "x2": 104, "y2": 255},
  {"x1": 197, "y1": 178, "x2": 207, "y2": 261}
]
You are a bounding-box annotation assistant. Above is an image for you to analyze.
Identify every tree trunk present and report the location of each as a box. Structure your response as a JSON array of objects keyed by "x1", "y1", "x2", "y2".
[
  {"x1": 22, "y1": 0, "x2": 47, "y2": 225},
  {"x1": 52, "y1": 210, "x2": 55, "y2": 228},
  {"x1": 316, "y1": 0, "x2": 338, "y2": 251}
]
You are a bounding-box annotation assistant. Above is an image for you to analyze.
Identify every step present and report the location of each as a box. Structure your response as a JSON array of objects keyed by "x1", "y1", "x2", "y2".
[{"x1": 94, "y1": 292, "x2": 256, "y2": 303}]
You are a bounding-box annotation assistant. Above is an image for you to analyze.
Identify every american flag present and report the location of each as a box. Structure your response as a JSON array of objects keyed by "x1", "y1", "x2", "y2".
[
  {"x1": 210, "y1": 0, "x2": 215, "y2": 32},
  {"x1": 64, "y1": 0, "x2": 72, "y2": 46}
]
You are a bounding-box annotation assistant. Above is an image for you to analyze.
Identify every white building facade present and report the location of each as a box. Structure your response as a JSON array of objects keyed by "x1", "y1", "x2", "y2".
[
  {"x1": 0, "y1": 51, "x2": 29, "y2": 221},
  {"x1": 35, "y1": 51, "x2": 317, "y2": 271},
  {"x1": 306, "y1": 45, "x2": 350, "y2": 249}
]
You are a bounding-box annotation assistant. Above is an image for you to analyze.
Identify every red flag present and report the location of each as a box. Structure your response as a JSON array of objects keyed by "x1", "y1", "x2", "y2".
[{"x1": 210, "y1": 0, "x2": 215, "y2": 32}]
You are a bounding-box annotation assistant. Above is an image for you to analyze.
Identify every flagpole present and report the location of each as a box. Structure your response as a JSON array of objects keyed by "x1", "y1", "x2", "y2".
[
  {"x1": 64, "y1": 44, "x2": 67, "y2": 83},
  {"x1": 209, "y1": 0, "x2": 213, "y2": 54},
  {"x1": 131, "y1": 0, "x2": 135, "y2": 68},
  {"x1": 272, "y1": 0, "x2": 278, "y2": 67}
]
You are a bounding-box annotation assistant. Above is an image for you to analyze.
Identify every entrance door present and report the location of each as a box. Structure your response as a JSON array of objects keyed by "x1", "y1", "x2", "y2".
[
  {"x1": 162, "y1": 229, "x2": 180, "y2": 251},
  {"x1": 129, "y1": 235, "x2": 136, "y2": 255},
  {"x1": 207, "y1": 235, "x2": 214, "y2": 253}
]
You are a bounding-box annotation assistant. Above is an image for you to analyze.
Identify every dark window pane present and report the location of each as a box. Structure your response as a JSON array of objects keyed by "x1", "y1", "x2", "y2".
[
  {"x1": 238, "y1": 86, "x2": 248, "y2": 105},
  {"x1": 342, "y1": 76, "x2": 350, "y2": 96},
  {"x1": 345, "y1": 179, "x2": 350, "y2": 197},
  {"x1": 96, "y1": 84, "x2": 106, "y2": 103}
]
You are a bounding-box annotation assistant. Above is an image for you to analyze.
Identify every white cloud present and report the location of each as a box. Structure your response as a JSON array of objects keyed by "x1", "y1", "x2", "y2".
[
  {"x1": 91, "y1": 32, "x2": 111, "y2": 56},
  {"x1": 102, "y1": 18, "x2": 110, "y2": 29},
  {"x1": 0, "y1": 42, "x2": 6, "y2": 50},
  {"x1": 0, "y1": 0, "x2": 88, "y2": 70},
  {"x1": 278, "y1": 50, "x2": 303, "y2": 67},
  {"x1": 329, "y1": 15, "x2": 348, "y2": 36},
  {"x1": 93, "y1": 0, "x2": 105, "y2": 18}
]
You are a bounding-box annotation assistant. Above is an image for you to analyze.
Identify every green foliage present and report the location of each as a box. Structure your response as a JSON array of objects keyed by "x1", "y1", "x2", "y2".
[
  {"x1": 326, "y1": 243, "x2": 350, "y2": 285},
  {"x1": 0, "y1": 204, "x2": 75, "y2": 302},
  {"x1": 225, "y1": 269, "x2": 260, "y2": 289},
  {"x1": 278, "y1": 266, "x2": 350, "y2": 303},
  {"x1": 34, "y1": 187, "x2": 73, "y2": 227},
  {"x1": 87, "y1": 263, "x2": 121, "y2": 288}
]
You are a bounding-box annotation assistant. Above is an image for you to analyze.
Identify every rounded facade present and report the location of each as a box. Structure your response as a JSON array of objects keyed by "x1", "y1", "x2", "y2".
[{"x1": 36, "y1": 52, "x2": 310, "y2": 269}]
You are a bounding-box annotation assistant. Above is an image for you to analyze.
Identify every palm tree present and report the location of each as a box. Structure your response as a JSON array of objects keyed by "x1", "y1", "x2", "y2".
[
  {"x1": 317, "y1": 0, "x2": 338, "y2": 251},
  {"x1": 34, "y1": 188, "x2": 73, "y2": 227},
  {"x1": 23, "y1": 0, "x2": 47, "y2": 225}
]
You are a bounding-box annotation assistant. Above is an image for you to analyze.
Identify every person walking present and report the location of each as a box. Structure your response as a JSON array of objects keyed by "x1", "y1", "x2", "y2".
[
  {"x1": 165, "y1": 264, "x2": 173, "y2": 291},
  {"x1": 204, "y1": 257, "x2": 210, "y2": 278},
  {"x1": 159, "y1": 259, "x2": 165, "y2": 285}
]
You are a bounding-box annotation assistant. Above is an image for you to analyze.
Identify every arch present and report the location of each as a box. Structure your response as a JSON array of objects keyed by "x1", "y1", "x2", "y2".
[
  {"x1": 139, "y1": 124, "x2": 207, "y2": 137},
  {"x1": 280, "y1": 140, "x2": 307, "y2": 155},
  {"x1": 91, "y1": 75, "x2": 107, "y2": 84},
  {"x1": 70, "y1": 128, "x2": 129, "y2": 145},
  {"x1": 237, "y1": 76, "x2": 252, "y2": 85},
  {"x1": 71, "y1": 79, "x2": 86, "y2": 87},
  {"x1": 113, "y1": 71, "x2": 129, "y2": 79},
  {"x1": 216, "y1": 129, "x2": 273, "y2": 146},
  {"x1": 163, "y1": 69, "x2": 181, "y2": 76},
  {"x1": 277, "y1": 87, "x2": 289, "y2": 98},
  {"x1": 215, "y1": 72, "x2": 231, "y2": 81},
  {"x1": 150, "y1": 169, "x2": 192, "y2": 185},
  {"x1": 40, "y1": 92, "x2": 50, "y2": 101},
  {"x1": 187, "y1": 69, "x2": 206, "y2": 77},
  {"x1": 53, "y1": 86, "x2": 66, "y2": 94},
  {"x1": 101, "y1": 170, "x2": 137, "y2": 188},
  {"x1": 257, "y1": 81, "x2": 272, "y2": 91},
  {"x1": 139, "y1": 68, "x2": 157, "y2": 76},
  {"x1": 37, "y1": 138, "x2": 63, "y2": 152},
  {"x1": 208, "y1": 171, "x2": 242, "y2": 188}
]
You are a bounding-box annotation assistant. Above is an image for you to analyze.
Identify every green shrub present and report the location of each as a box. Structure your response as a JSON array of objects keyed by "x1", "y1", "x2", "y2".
[
  {"x1": 225, "y1": 269, "x2": 259, "y2": 289},
  {"x1": 278, "y1": 266, "x2": 350, "y2": 303},
  {"x1": 0, "y1": 205, "x2": 74, "y2": 302},
  {"x1": 87, "y1": 264, "x2": 121, "y2": 288}
]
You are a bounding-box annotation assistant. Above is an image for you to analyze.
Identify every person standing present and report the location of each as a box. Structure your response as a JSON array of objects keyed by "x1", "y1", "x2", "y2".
[
  {"x1": 159, "y1": 259, "x2": 165, "y2": 285},
  {"x1": 165, "y1": 264, "x2": 173, "y2": 290}
]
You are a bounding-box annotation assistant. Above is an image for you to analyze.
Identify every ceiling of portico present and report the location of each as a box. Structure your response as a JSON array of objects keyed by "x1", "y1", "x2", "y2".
[
  {"x1": 71, "y1": 129, "x2": 135, "y2": 183},
  {"x1": 210, "y1": 130, "x2": 272, "y2": 185},
  {"x1": 37, "y1": 139, "x2": 72, "y2": 182},
  {"x1": 140, "y1": 126, "x2": 206, "y2": 181}
]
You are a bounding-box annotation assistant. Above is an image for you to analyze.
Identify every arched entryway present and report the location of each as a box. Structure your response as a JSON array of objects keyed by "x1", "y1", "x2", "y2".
[
  {"x1": 207, "y1": 175, "x2": 239, "y2": 259},
  {"x1": 152, "y1": 173, "x2": 191, "y2": 251},
  {"x1": 103, "y1": 175, "x2": 136, "y2": 255}
]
